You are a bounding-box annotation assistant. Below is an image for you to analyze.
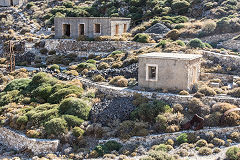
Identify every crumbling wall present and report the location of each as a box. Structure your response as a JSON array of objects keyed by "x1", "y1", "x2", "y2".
[
  {"x1": 44, "y1": 39, "x2": 156, "y2": 56},
  {"x1": 0, "y1": 127, "x2": 59, "y2": 155}
]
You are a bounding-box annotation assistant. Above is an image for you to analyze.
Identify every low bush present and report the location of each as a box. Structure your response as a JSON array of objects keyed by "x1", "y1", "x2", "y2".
[
  {"x1": 109, "y1": 76, "x2": 128, "y2": 87},
  {"x1": 198, "y1": 147, "x2": 212, "y2": 156},
  {"x1": 26, "y1": 130, "x2": 40, "y2": 138},
  {"x1": 112, "y1": 61, "x2": 123, "y2": 68},
  {"x1": 4, "y1": 78, "x2": 31, "y2": 92},
  {"x1": 212, "y1": 138, "x2": 225, "y2": 146},
  {"x1": 165, "y1": 29, "x2": 180, "y2": 41},
  {"x1": 176, "y1": 40, "x2": 185, "y2": 46},
  {"x1": 45, "y1": 118, "x2": 67, "y2": 136},
  {"x1": 16, "y1": 115, "x2": 28, "y2": 126},
  {"x1": 188, "y1": 38, "x2": 205, "y2": 49},
  {"x1": 92, "y1": 74, "x2": 105, "y2": 82},
  {"x1": 198, "y1": 86, "x2": 217, "y2": 96},
  {"x1": 94, "y1": 140, "x2": 122, "y2": 157},
  {"x1": 196, "y1": 139, "x2": 208, "y2": 147},
  {"x1": 226, "y1": 147, "x2": 240, "y2": 160},
  {"x1": 86, "y1": 59, "x2": 96, "y2": 64},
  {"x1": 133, "y1": 33, "x2": 150, "y2": 43},
  {"x1": 147, "y1": 150, "x2": 176, "y2": 160},
  {"x1": 63, "y1": 115, "x2": 84, "y2": 128},
  {"x1": 171, "y1": 0, "x2": 190, "y2": 14},
  {"x1": 212, "y1": 103, "x2": 237, "y2": 113},
  {"x1": 50, "y1": 64, "x2": 60, "y2": 71},
  {"x1": 179, "y1": 90, "x2": 189, "y2": 95},
  {"x1": 228, "y1": 87, "x2": 240, "y2": 98},
  {"x1": 157, "y1": 40, "x2": 167, "y2": 48},
  {"x1": 176, "y1": 133, "x2": 188, "y2": 144},
  {"x1": 187, "y1": 98, "x2": 210, "y2": 116},
  {"x1": 59, "y1": 97, "x2": 91, "y2": 120},
  {"x1": 131, "y1": 100, "x2": 171, "y2": 122},
  {"x1": 77, "y1": 62, "x2": 97, "y2": 72},
  {"x1": 48, "y1": 86, "x2": 83, "y2": 104},
  {"x1": 98, "y1": 62, "x2": 110, "y2": 70},
  {"x1": 72, "y1": 127, "x2": 85, "y2": 137}
]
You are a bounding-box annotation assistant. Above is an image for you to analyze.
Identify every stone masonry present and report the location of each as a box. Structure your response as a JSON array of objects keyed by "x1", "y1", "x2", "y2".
[
  {"x1": 0, "y1": 127, "x2": 59, "y2": 155},
  {"x1": 54, "y1": 17, "x2": 131, "y2": 39}
]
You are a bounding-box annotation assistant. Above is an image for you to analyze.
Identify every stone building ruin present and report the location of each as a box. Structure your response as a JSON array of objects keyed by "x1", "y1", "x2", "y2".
[
  {"x1": 0, "y1": 0, "x2": 27, "y2": 6},
  {"x1": 138, "y1": 52, "x2": 202, "y2": 91},
  {"x1": 54, "y1": 17, "x2": 131, "y2": 39}
]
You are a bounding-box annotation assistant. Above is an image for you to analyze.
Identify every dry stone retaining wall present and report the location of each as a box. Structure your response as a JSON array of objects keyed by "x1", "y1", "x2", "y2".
[
  {"x1": 0, "y1": 127, "x2": 59, "y2": 155},
  {"x1": 44, "y1": 39, "x2": 156, "y2": 56},
  {"x1": 77, "y1": 76, "x2": 240, "y2": 106},
  {"x1": 100, "y1": 126, "x2": 240, "y2": 148}
]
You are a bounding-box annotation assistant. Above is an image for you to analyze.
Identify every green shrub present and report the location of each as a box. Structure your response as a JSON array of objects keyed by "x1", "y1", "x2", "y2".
[
  {"x1": 111, "y1": 50, "x2": 123, "y2": 56},
  {"x1": 226, "y1": 147, "x2": 240, "y2": 160},
  {"x1": 188, "y1": 38, "x2": 205, "y2": 49},
  {"x1": 48, "y1": 86, "x2": 83, "y2": 104},
  {"x1": 48, "y1": 50, "x2": 56, "y2": 55},
  {"x1": 30, "y1": 108, "x2": 59, "y2": 126},
  {"x1": 157, "y1": 40, "x2": 167, "y2": 48},
  {"x1": 63, "y1": 115, "x2": 84, "y2": 128},
  {"x1": 175, "y1": 24, "x2": 185, "y2": 29},
  {"x1": 50, "y1": 64, "x2": 60, "y2": 71},
  {"x1": 109, "y1": 76, "x2": 128, "y2": 87},
  {"x1": 104, "y1": 141, "x2": 122, "y2": 152},
  {"x1": 176, "y1": 40, "x2": 185, "y2": 46},
  {"x1": 63, "y1": 1, "x2": 74, "y2": 8},
  {"x1": 176, "y1": 133, "x2": 188, "y2": 144},
  {"x1": 0, "y1": 90, "x2": 21, "y2": 106},
  {"x1": 72, "y1": 127, "x2": 85, "y2": 137},
  {"x1": 77, "y1": 62, "x2": 97, "y2": 72},
  {"x1": 133, "y1": 33, "x2": 150, "y2": 43},
  {"x1": 4, "y1": 78, "x2": 31, "y2": 92},
  {"x1": 32, "y1": 84, "x2": 53, "y2": 101},
  {"x1": 31, "y1": 72, "x2": 57, "y2": 86},
  {"x1": 171, "y1": 0, "x2": 190, "y2": 14},
  {"x1": 16, "y1": 115, "x2": 28, "y2": 125},
  {"x1": 204, "y1": 43, "x2": 212, "y2": 49},
  {"x1": 94, "y1": 141, "x2": 122, "y2": 157},
  {"x1": 45, "y1": 118, "x2": 67, "y2": 136},
  {"x1": 59, "y1": 97, "x2": 91, "y2": 120},
  {"x1": 86, "y1": 59, "x2": 96, "y2": 64},
  {"x1": 131, "y1": 100, "x2": 171, "y2": 122}
]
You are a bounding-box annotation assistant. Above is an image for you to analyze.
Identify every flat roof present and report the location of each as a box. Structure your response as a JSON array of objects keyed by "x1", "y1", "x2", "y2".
[
  {"x1": 55, "y1": 17, "x2": 131, "y2": 20},
  {"x1": 138, "y1": 52, "x2": 202, "y2": 60}
]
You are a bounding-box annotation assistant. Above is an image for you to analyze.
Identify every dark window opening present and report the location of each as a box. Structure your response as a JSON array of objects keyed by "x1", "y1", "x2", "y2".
[
  {"x1": 63, "y1": 24, "x2": 70, "y2": 37},
  {"x1": 123, "y1": 24, "x2": 127, "y2": 33},
  {"x1": 79, "y1": 24, "x2": 84, "y2": 35},
  {"x1": 95, "y1": 24, "x2": 100, "y2": 33},
  {"x1": 10, "y1": 0, "x2": 13, "y2": 6},
  {"x1": 148, "y1": 66, "x2": 156, "y2": 80},
  {"x1": 115, "y1": 24, "x2": 119, "y2": 35}
]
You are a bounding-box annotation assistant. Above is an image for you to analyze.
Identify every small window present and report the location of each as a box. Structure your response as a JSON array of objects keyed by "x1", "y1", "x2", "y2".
[
  {"x1": 146, "y1": 64, "x2": 158, "y2": 81},
  {"x1": 94, "y1": 24, "x2": 101, "y2": 33},
  {"x1": 115, "y1": 24, "x2": 119, "y2": 35},
  {"x1": 123, "y1": 24, "x2": 127, "y2": 33}
]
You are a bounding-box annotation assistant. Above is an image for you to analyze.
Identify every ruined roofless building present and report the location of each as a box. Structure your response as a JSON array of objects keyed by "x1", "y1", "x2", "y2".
[
  {"x1": 138, "y1": 52, "x2": 202, "y2": 91},
  {"x1": 54, "y1": 17, "x2": 131, "y2": 39},
  {"x1": 0, "y1": 0, "x2": 27, "y2": 6}
]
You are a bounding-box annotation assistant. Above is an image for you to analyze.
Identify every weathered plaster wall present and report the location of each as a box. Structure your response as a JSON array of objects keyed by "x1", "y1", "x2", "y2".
[
  {"x1": 0, "y1": 127, "x2": 59, "y2": 155},
  {"x1": 138, "y1": 57, "x2": 201, "y2": 91},
  {"x1": 44, "y1": 39, "x2": 156, "y2": 55}
]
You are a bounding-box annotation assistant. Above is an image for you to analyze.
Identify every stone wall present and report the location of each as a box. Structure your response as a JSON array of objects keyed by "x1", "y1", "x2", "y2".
[
  {"x1": 100, "y1": 126, "x2": 240, "y2": 148},
  {"x1": 202, "y1": 50, "x2": 240, "y2": 70},
  {"x1": 44, "y1": 39, "x2": 156, "y2": 56},
  {"x1": 0, "y1": 127, "x2": 59, "y2": 155},
  {"x1": 76, "y1": 76, "x2": 240, "y2": 106}
]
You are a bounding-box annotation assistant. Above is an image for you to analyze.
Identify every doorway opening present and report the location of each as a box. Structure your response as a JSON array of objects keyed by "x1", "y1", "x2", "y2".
[
  {"x1": 63, "y1": 24, "x2": 70, "y2": 37},
  {"x1": 79, "y1": 24, "x2": 85, "y2": 36},
  {"x1": 115, "y1": 24, "x2": 119, "y2": 35}
]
